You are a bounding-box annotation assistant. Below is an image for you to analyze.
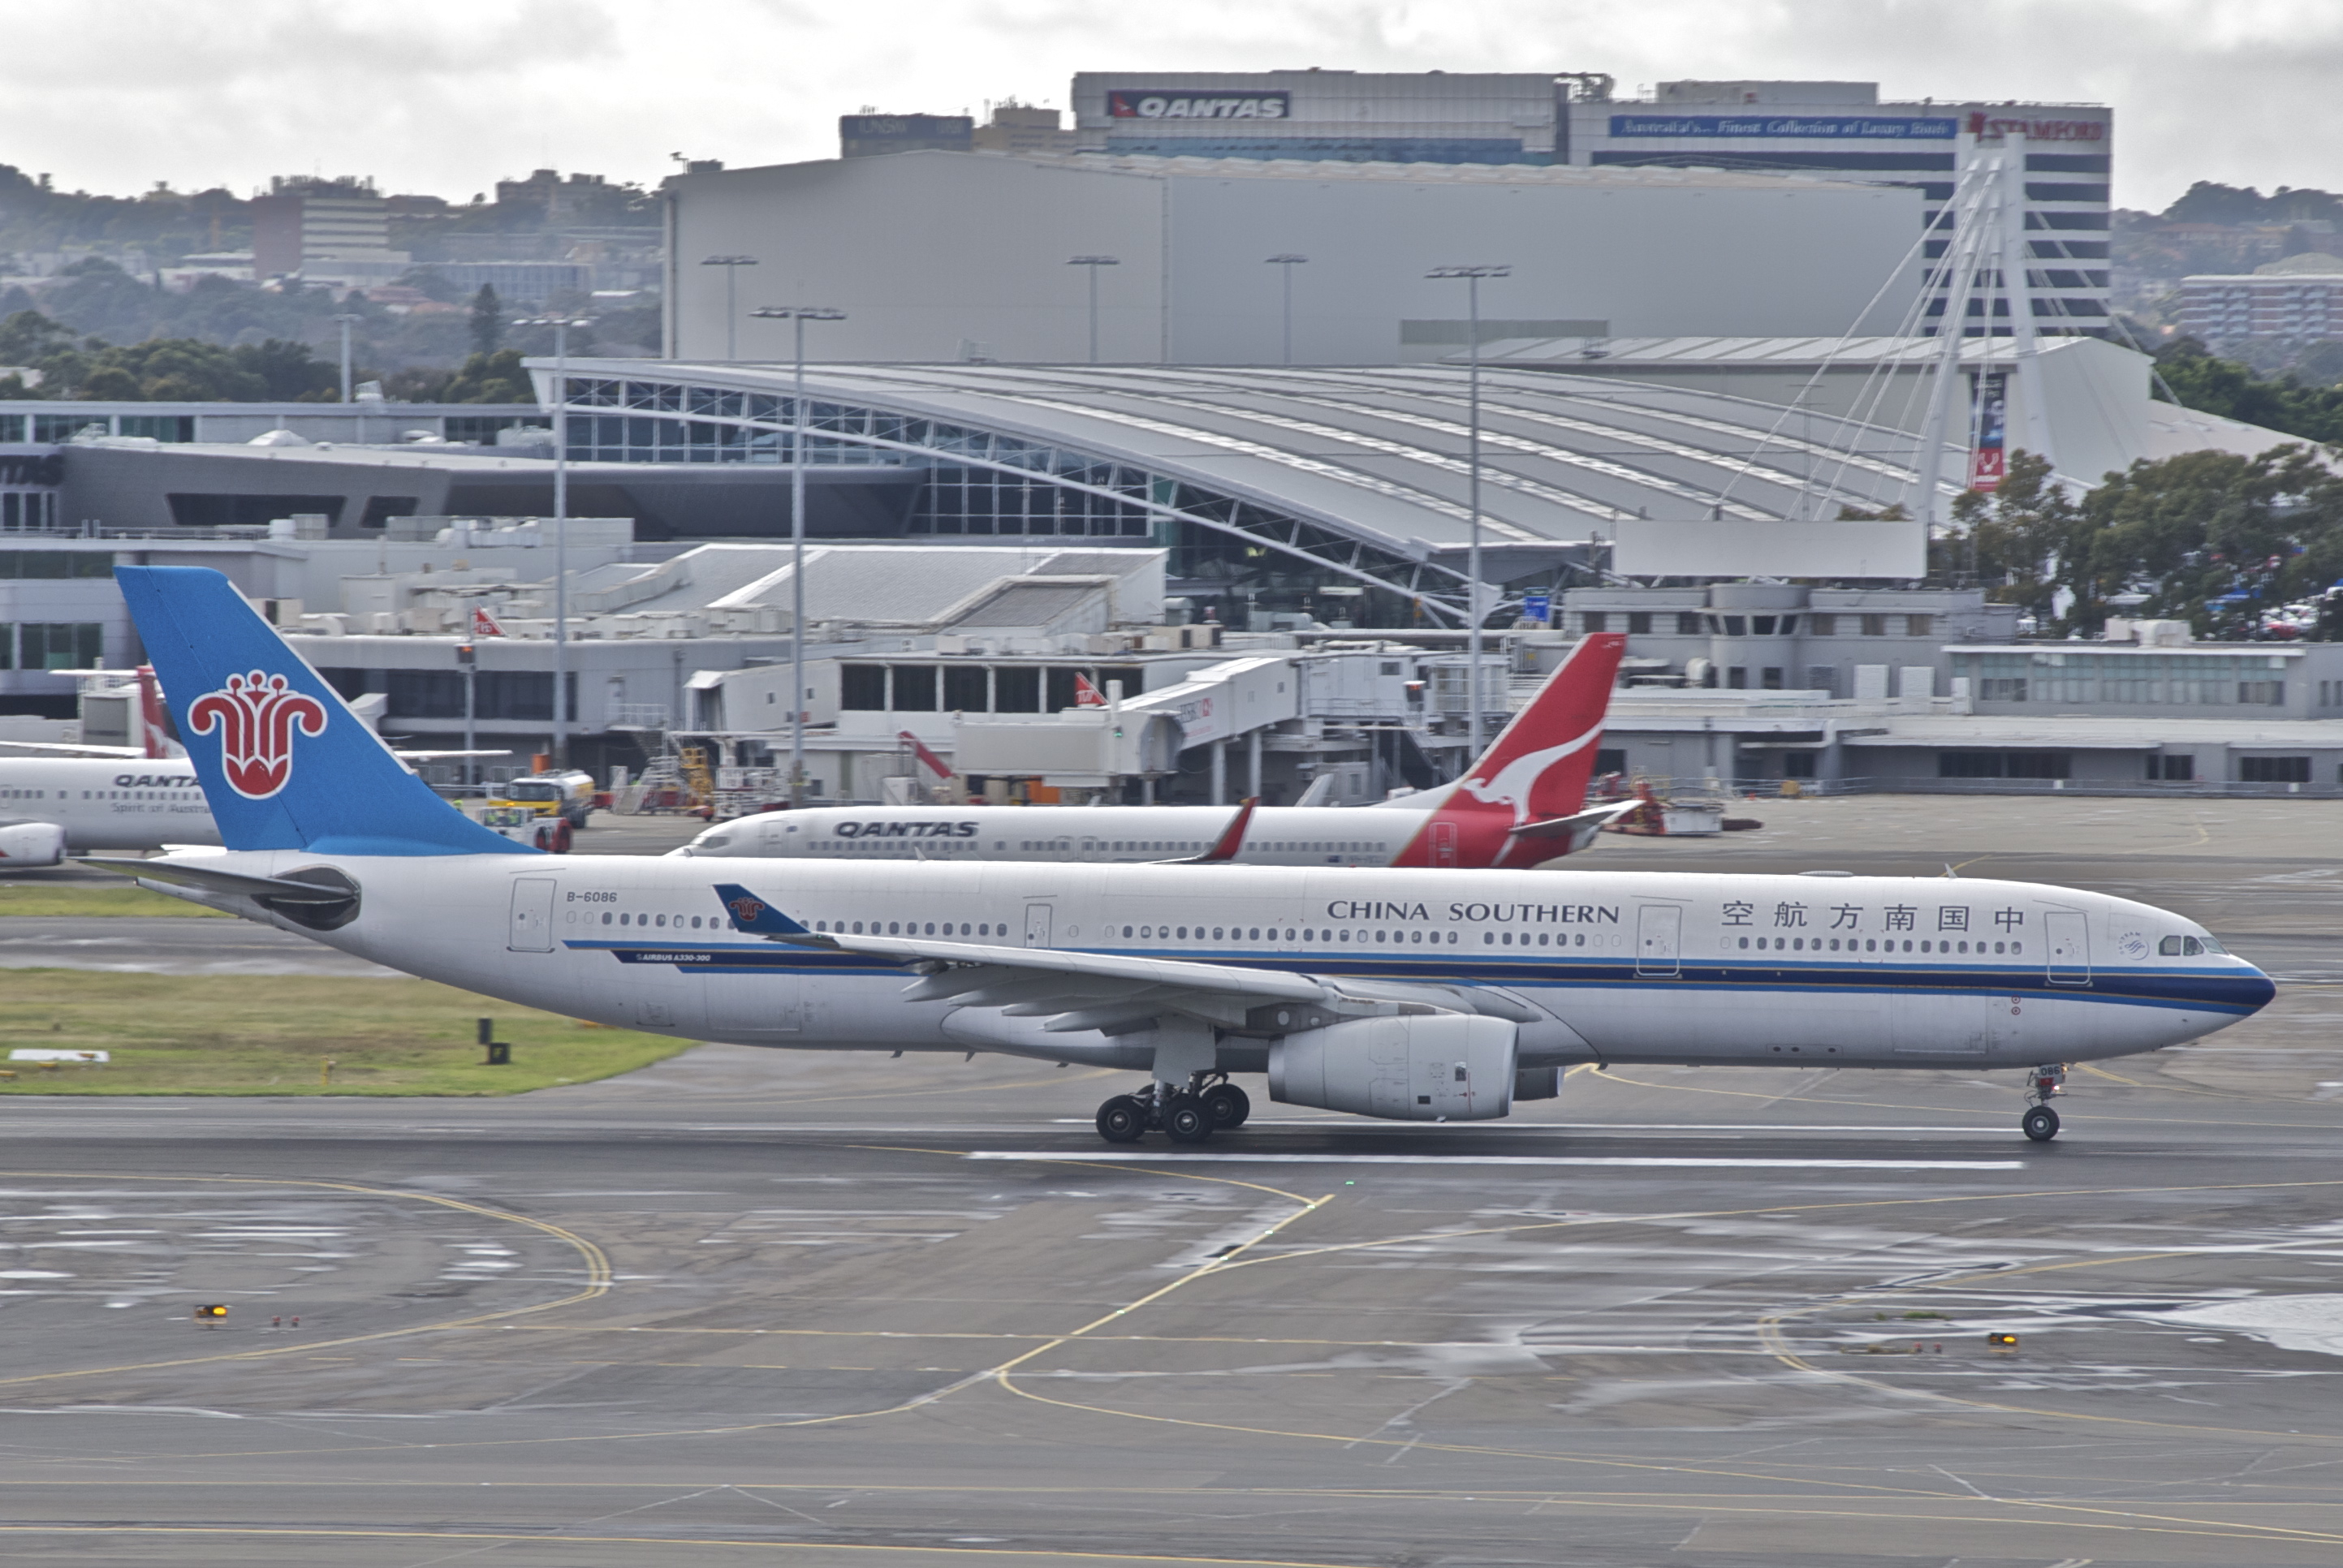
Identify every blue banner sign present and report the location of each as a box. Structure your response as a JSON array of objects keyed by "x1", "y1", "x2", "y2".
[
  {"x1": 1522, "y1": 592, "x2": 1552, "y2": 625},
  {"x1": 1609, "y1": 114, "x2": 1959, "y2": 140}
]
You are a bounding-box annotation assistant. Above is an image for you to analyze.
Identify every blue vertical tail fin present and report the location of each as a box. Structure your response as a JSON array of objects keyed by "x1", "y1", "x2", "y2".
[{"x1": 115, "y1": 566, "x2": 531, "y2": 856}]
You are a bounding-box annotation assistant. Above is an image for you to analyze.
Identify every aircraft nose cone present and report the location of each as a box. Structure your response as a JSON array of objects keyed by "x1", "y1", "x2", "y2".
[{"x1": 2239, "y1": 962, "x2": 2278, "y2": 1013}]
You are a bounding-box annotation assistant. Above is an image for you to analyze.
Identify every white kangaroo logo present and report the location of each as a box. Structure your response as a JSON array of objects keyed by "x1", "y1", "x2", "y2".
[{"x1": 1456, "y1": 720, "x2": 1603, "y2": 826}]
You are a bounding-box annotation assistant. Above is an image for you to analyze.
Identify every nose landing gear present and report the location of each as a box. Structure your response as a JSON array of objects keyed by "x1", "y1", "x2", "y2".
[
  {"x1": 2022, "y1": 1064, "x2": 2067, "y2": 1142},
  {"x1": 1092, "y1": 1074, "x2": 1249, "y2": 1144}
]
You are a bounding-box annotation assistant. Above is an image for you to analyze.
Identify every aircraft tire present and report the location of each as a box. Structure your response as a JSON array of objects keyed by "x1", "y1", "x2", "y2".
[
  {"x1": 2022, "y1": 1105, "x2": 2060, "y2": 1143},
  {"x1": 1096, "y1": 1096, "x2": 1146, "y2": 1144},
  {"x1": 1202, "y1": 1083, "x2": 1249, "y2": 1129},
  {"x1": 1163, "y1": 1097, "x2": 1213, "y2": 1144}
]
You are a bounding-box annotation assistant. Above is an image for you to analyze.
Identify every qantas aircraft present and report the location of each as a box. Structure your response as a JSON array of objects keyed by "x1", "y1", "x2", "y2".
[
  {"x1": 680, "y1": 633, "x2": 1631, "y2": 870},
  {"x1": 97, "y1": 566, "x2": 2273, "y2": 1147}
]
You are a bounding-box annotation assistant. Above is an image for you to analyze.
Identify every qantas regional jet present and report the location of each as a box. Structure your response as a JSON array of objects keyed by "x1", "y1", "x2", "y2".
[{"x1": 97, "y1": 566, "x2": 2273, "y2": 1147}]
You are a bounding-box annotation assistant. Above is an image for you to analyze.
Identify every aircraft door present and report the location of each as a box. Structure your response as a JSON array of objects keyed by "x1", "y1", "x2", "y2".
[
  {"x1": 507, "y1": 878, "x2": 557, "y2": 952},
  {"x1": 1430, "y1": 821, "x2": 1459, "y2": 868},
  {"x1": 1635, "y1": 904, "x2": 1681, "y2": 977},
  {"x1": 1024, "y1": 903, "x2": 1053, "y2": 948},
  {"x1": 2046, "y1": 911, "x2": 2091, "y2": 986}
]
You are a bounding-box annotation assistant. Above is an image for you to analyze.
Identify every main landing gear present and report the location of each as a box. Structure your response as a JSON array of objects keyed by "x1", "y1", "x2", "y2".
[
  {"x1": 2022, "y1": 1063, "x2": 2068, "y2": 1143},
  {"x1": 1095, "y1": 1074, "x2": 1251, "y2": 1145}
]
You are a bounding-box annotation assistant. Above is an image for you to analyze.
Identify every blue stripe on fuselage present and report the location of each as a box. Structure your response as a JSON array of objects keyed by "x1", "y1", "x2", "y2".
[{"x1": 572, "y1": 940, "x2": 2271, "y2": 1017}]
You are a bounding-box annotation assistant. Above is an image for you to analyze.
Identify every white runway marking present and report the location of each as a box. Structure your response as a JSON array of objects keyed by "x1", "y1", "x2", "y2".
[
  {"x1": 1049, "y1": 1119, "x2": 2013, "y2": 1134},
  {"x1": 969, "y1": 1152, "x2": 2026, "y2": 1170}
]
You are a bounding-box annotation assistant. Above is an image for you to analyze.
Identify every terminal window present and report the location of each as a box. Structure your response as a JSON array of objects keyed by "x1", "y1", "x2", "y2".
[
  {"x1": 2239, "y1": 756, "x2": 2311, "y2": 783},
  {"x1": 0, "y1": 552, "x2": 110, "y2": 579},
  {"x1": 1, "y1": 493, "x2": 58, "y2": 530},
  {"x1": 1939, "y1": 750, "x2": 2071, "y2": 779},
  {"x1": 2, "y1": 623, "x2": 103, "y2": 670}
]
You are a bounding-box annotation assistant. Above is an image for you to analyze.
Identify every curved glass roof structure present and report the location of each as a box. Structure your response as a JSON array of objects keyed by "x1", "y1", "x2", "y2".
[{"x1": 538, "y1": 359, "x2": 1932, "y2": 624}]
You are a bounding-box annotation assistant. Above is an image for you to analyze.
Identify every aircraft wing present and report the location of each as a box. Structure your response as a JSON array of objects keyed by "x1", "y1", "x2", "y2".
[
  {"x1": 710, "y1": 880, "x2": 1474, "y2": 1037},
  {"x1": 1161, "y1": 797, "x2": 1257, "y2": 864}
]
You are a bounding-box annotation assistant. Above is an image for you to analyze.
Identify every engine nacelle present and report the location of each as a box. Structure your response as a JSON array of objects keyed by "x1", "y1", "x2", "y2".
[
  {"x1": 0, "y1": 821, "x2": 66, "y2": 868},
  {"x1": 1268, "y1": 1013, "x2": 1518, "y2": 1121}
]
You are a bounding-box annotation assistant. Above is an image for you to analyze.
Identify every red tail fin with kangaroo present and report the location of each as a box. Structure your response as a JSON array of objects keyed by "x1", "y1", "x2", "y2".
[{"x1": 1391, "y1": 632, "x2": 1626, "y2": 868}]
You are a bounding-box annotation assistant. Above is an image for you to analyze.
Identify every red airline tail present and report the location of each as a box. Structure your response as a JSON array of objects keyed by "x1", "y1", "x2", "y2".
[
  {"x1": 136, "y1": 665, "x2": 175, "y2": 759},
  {"x1": 1390, "y1": 632, "x2": 1627, "y2": 869}
]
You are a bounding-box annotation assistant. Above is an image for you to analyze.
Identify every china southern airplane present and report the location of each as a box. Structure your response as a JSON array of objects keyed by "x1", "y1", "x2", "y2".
[
  {"x1": 678, "y1": 633, "x2": 1632, "y2": 870},
  {"x1": 97, "y1": 566, "x2": 2274, "y2": 1147}
]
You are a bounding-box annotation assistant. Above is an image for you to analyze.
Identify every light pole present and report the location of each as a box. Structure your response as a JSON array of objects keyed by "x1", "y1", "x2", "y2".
[
  {"x1": 1427, "y1": 264, "x2": 1509, "y2": 759},
  {"x1": 1067, "y1": 256, "x2": 1119, "y2": 364},
  {"x1": 701, "y1": 255, "x2": 758, "y2": 360},
  {"x1": 749, "y1": 305, "x2": 847, "y2": 806},
  {"x1": 1265, "y1": 254, "x2": 1308, "y2": 365},
  {"x1": 515, "y1": 315, "x2": 591, "y2": 769},
  {"x1": 332, "y1": 310, "x2": 359, "y2": 405}
]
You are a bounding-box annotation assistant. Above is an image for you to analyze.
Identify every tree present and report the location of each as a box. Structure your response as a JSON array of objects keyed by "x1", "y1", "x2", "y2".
[
  {"x1": 2154, "y1": 338, "x2": 2343, "y2": 445},
  {"x1": 0, "y1": 309, "x2": 72, "y2": 365},
  {"x1": 229, "y1": 338, "x2": 337, "y2": 401},
  {"x1": 2056, "y1": 446, "x2": 2343, "y2": 636},
  {"x1": 468, "y1": 284, "x2": 503, "y2": 357},
  {"x1": 441, "y1": 348, "x2": 532, "y2": 403},
  {"x1": 1944, "y1": 451, "x2": 2079, "y2": 622}
]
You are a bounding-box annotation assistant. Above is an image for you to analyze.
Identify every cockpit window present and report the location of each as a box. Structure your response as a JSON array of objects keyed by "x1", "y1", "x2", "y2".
[
  {"x1": 2197, "y1": 934, "x2": 2225, "y2": 954},
  {"x1": 2181, "y1": 937, "x2": 2203, "y2": 956},
  {"x1": 2159, "y1": 935, "x2": 2182, "y2": 956}
]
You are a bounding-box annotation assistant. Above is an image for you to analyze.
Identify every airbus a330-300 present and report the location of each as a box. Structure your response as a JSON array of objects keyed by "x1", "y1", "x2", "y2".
[{"x1": 99, "y1": 566, "x2": 2274, "y2": 1147}]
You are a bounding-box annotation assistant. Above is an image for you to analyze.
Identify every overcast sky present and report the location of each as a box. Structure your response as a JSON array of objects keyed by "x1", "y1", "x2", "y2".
[{"x1": 4, "y1": 0, "x2": 2336, "y2": 213}]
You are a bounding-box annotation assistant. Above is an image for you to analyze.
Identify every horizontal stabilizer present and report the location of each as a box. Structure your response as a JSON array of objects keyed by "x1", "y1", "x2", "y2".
[
  {"x1": 1508, "y1": 799, "x2": 1641, "y2": 840},
  {"x1": 76, "y1": 856, "x2": 354, "y2": 902}
]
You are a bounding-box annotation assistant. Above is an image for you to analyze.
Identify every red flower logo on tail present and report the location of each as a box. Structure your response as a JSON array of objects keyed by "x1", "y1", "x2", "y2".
[
  {"x1": 727, "y1": 896, "x2": 767, "y2": 926},
  {"x1": 187, "y1": 670, "x2": 327, "y2": 799}
]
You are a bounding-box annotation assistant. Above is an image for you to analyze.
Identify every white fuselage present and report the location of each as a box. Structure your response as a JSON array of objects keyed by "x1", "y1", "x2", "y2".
[
  {"x1": 168, "y1": 850, "x2": 2271, "y2": 1080},
  {"x1": 0, "y1": 758, "x2": 219, "y2": 851},
  {"x1": 680, "y1": 803, "x2": 1430, "y2": 868}
]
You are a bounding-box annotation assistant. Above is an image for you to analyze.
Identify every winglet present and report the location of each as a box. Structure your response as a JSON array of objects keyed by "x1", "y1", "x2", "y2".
[
  {"x1": 711, "y1": 882, "x2": 827, "y2": 943},
  {"x1": 1172, "y1": 797, "x2": 1257, "y2": 864}
]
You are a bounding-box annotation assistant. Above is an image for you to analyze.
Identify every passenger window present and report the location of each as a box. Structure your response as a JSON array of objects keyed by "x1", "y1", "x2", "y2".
[{"x1": 2158, "y1": 935, "x2": 2182, "y2": 955}]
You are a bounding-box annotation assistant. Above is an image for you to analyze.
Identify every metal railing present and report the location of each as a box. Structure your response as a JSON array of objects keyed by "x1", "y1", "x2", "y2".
[{"x1": 1640, "y1": 775, "x2": 2343, "y2": 801}]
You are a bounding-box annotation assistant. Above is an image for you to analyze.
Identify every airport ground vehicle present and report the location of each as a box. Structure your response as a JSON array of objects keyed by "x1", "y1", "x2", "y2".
[
  {"x1": 102, "y1": 566, "x2": 2276, "y2": 1147},
  {"x1": 471, "y1": 803, "x2": 574, "y2": 852},
  {"x1": 487, "y1": 771, "x2": 597, "y2": 830}
]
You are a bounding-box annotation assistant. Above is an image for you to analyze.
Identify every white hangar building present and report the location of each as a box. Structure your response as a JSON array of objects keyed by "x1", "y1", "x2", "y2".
[{"x1": 662, "y1": 152, "x2": 1924, "y2": 366}]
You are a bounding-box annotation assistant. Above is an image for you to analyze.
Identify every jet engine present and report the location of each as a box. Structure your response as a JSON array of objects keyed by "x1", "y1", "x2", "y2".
[
  {"x1": 1268, "y1": 1013, "x2": 1518, "y2": 1121},
  {"x1": 0, "y1": 821, "x2": 66, "y2": 868}
]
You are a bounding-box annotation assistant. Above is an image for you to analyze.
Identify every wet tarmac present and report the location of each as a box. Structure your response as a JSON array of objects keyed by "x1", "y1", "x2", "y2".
[{"x1": 0, "y1": 795, "x2": 2337, "y2": 1566}]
